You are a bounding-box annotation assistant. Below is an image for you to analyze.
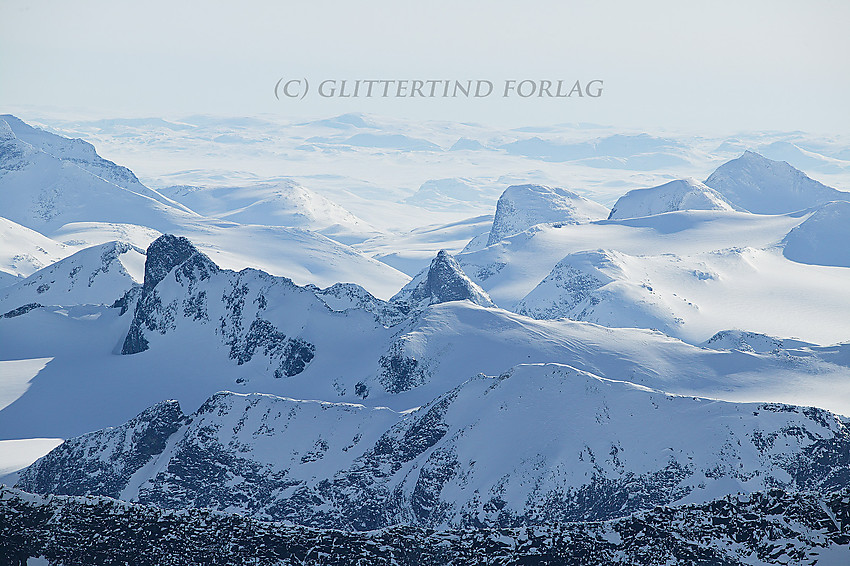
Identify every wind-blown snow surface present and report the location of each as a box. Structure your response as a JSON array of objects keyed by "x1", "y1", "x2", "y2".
[
  {"x1": 783, "y1": 200, "x2": 850, "y2": 268},
  {"x1": 0, "y1": 217, "x2": 69, "y2": 287}
]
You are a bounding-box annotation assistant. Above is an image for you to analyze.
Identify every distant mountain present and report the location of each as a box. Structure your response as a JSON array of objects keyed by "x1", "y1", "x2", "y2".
[
  {"x1": 158, "y1": 180, "x2": 381, "y2": 245},
  {"x1": 0, "y1": 115, "x2": 199, "y2": 235},
  {"x1": 607, "y1": 178, "x2": 737, "y2": 219},
  {"x1": 0, "y1": 115, "x2": 409, "y2": 299},
  {"x1": 391, "y1": 250, "x2": 494, "y2": 310},
  {"x1": 18, "y1": 363, "x2": 850, "y2": 530},
  {"x1": 0, "y1": 114, "x2": 191, "y2": 209},
  {"x1": 486, "y1": 184, "x2": 608, "y2": 246},
  {"x1": 783, "y1": 200, "x2": 850, "y2": 268},
  {"x1": 0, "y1": 241, "x2": 143, "y2": 313},
  {"x1": 705, "y1": 150, "x2": 850, "y2": 214}
]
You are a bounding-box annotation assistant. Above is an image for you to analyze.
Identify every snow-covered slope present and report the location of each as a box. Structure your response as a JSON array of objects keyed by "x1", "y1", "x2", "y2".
[
  {"x1": 0, "y1": 241, "x2": 144, "y2": 313},
  {"x1": 0, "y1": 116, "x2": 409, "y2": 299},
  {"x1": 486, "y1": 184, "x2": 609, "y2": 246},
  {"x1": 607, "y1": 178, "x2": 737, "y2": 219},
  {"x1": 356, "y1": 214, "x2": 494, "y2": 276},
  {"x1": 0, "y1": 217, "x2": 69, "y2": 286},
  {"x1": 0, "y1": 116, "x2": 199, "y2": 234},
  {"x1": 457, "y1": 210, "x2": 850, "y2": 345},
  {"x1": 158, "y1": 180, "x2": 381, "y2": 245},
  {"x1": 1, "y1": 114, "x2": 191, "y2": 211},
  {"x1": 782, "y1": 200, "x2": 850, "y2": 268},
  {"x1": 511, "y1": 245, "x2": 850, "y2": 344},
  {"x1": 18, "y1": 363, "x2": 850, "y2": 529},
  {"x1": 704, "y1": 150, "x2": 850, "y2": 214},
  {"x1": 4, "y1": 234, "x2": 850, "y2": 443}
]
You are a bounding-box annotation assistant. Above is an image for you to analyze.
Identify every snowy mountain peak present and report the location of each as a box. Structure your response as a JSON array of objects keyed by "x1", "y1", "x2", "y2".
[
  {"x1": 705, "y1": 151, "x2": 849, "y2": 214},
  {"x1": 392, "y1": 250, "x2": 494, "y2": 308},
  {"x1": 608, "y1": 177, "x2": 737, "y2": 220},
  {"x1": 0, "y1": 240, "x2": 144, "y2": 314},
  {"x1": 1, "y1": 114, "x2": 143, "y2": 189},
  {"x1": 158, "y1": 180, "x2": 381, "y2": 245},
  {"x1": 487, "y1": 184, "x2": 609, "y2": 246}
]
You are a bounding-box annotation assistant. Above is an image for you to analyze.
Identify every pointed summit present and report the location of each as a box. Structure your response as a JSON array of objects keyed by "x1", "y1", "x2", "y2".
[
  {"x1": 392, "y1": 250, "x2": 494, "y2": 308},
  {"x1": 123, "y1": 234, "x2": 219, "y2": 354},
  {"x1": 142, "y1": 235, "x2": 207, "y2": 294},
  {"x1": 705, "y1": 151, "x2": 849, "y2": 214}
]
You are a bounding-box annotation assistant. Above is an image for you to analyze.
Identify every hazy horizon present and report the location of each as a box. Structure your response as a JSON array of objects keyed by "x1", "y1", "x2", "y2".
[{"x1": 2, "y1": 1, "x2": 849, "y2": 134}]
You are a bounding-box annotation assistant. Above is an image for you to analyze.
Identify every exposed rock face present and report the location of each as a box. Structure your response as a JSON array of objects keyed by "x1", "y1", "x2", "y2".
[
  {"x1": 607, "y1": 178, "x2": 737, "y2": 219},
  {"x1": 17, "y1": 400, "x2": 186, "y2": 498},
  {"x1": 392, "y1": 250, "x2": 494, "y2": 309},
  {"x1": 487, "y1": 184, "x2": 608, "y2": 246},
  {"x1": 17, "y1": 364, "x2": 850, "y2": 531},
  {"x1": 704, "y1": 150, "x2": 850, "y2": 214},
  {"x1": 3, "y1": 485, "x2": 849, "y2": 566},
  {"x1": 139, "y1": 235, "x2": 201, "y2": 295},
  {"x1": 122, "y1": 235, "x2": 219, "y2": 355},
  {"x1": 120, "y1": 235, "x2": 319, "y2": 379}
]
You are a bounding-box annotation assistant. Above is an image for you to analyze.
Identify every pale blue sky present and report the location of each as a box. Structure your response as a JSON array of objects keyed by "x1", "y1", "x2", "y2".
[{"x1": 2, "y1": 0, "x2": 848, "y2": 133}]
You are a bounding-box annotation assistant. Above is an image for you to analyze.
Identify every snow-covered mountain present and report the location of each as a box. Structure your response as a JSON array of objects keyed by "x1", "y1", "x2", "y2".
[
  {"x1": 1, "y1": 114, "x2": 191, "y2": 211},
  {"x1": 0, "y1": 115, "x2": 198, "y2": 235},
  {"x1": 0, "y1": 116, "x2": 410, "y2": 299},
  {"x1": 0, "y1": 217, "x2": 69, "y2": 287},
  {"x1": 783, "y1": 200, "x2": 850, "y2": 268},
  {"x1": 4, "y1": 113, "x2": 850, "y2": 564},
  {"x1": 390, "y1": 250, "x2": 494, "y2": 310},
  {"x1": 4, "y1": 233, "x2": 850, "y2": 445},
  {"x1": 158, "y1": 180, "x2": 381, "y2": 245},
  {"x1": 485, "y1": 184, "x2": 609, "y2": 246},
  {"x1": 17, "y1": 363, "x2": 850, "y2": 530},
  {"x1": 0, "y1": 241, "x2": 143, "y2": 313},
  {"x1": 704, "y1": 150, "x2": 850, "y2": 214},
  {"x1": 607, "y1": 178, "x2": 737, "y2": 219},
  {"x1": 457, "y1": 208, "x2": 850, "y2": 345}
]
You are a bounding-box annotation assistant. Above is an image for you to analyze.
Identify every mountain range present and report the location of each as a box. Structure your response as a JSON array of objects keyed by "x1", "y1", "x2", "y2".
[{"x1": 2, "y1": 115, "x2": 849, "y2": 563}]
